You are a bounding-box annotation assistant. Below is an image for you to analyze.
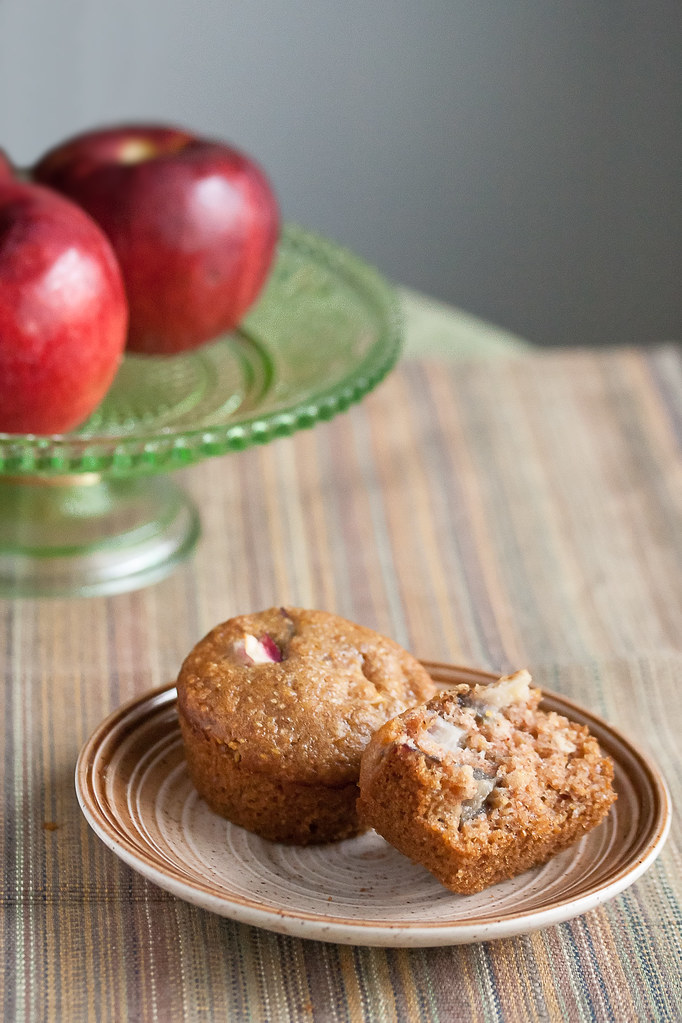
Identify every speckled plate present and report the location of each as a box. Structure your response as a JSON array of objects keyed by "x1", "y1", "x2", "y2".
[{"x1": 75, "y1": 663, "x2": 671, "y2": 946}]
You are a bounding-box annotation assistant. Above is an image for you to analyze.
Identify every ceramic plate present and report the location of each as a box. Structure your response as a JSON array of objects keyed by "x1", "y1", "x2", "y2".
[{"x1": 75, "y1": 663, "x2": 671, "y2": 947}]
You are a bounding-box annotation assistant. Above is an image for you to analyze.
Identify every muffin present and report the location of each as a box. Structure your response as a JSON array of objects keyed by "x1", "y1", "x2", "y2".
[
  {"x1": 176, "y1": 607, "x2": 435, "y2": 844},
  {"x1": 357, "y1": 669, "x2": 617, "y2": 892}
]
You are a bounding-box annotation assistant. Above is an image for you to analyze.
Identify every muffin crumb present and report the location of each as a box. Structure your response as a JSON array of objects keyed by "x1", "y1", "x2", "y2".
[{"x1": 357, "y1": 671, "x2": 617, "y2": 892}]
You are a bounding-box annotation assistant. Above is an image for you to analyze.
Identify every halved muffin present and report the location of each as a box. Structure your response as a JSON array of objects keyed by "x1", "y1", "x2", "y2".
[{"x1": 357, "y1": 670, "x2": 616, "y2": 892}]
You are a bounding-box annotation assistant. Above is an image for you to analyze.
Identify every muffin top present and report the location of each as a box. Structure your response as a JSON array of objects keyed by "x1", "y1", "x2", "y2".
[{"x1": 176, "y1": 606, "x2": 435, "y2": 784}]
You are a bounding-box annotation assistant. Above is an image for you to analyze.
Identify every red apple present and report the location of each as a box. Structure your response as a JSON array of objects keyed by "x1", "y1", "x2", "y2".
[
  {"x1": 0, "y1": 179, "x2": 128, "y2": 434},
  {"x1": 0, "y1": 150, "x2": 15, "y2": 181},
  {"x1": 33, "y1": 124, "x2": 280, "y2": 355}
]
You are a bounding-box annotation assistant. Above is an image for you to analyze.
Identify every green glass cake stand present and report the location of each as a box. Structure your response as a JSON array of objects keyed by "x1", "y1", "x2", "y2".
[{"x1": 0, "y1": 225, "x2": 402, "y2": 597}]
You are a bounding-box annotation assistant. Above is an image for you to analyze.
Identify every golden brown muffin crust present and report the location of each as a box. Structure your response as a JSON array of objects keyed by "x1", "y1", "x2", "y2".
[
  {"x1": 176, "y1": 607, "x2": 436, "y2": 843},
  {"x1": 178, "y1": 607, "x2": 434, "y2": 785}
]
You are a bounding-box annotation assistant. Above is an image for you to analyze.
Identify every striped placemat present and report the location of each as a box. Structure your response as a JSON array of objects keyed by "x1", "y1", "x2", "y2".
[{"x1": 1, "y1": 345, "x2": 681, "y2": 1021}]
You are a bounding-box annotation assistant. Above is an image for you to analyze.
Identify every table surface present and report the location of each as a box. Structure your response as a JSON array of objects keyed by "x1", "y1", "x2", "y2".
[{"x1": 1, "y1": 291, "x2": 681, "y2": 1022}]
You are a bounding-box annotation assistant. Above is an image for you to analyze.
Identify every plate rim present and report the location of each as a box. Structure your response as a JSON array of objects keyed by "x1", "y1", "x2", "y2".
[{"x1": 75, "y1": 662, "x2": 672, "y2": 946}]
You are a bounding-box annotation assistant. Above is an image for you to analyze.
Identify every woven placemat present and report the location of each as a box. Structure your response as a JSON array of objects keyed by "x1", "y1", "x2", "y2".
[{"x1": 1, "y1": 346, "x2": 680, "y2": 1021}]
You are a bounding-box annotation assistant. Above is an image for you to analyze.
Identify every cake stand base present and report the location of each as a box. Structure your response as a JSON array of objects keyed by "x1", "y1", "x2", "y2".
[{"x1": 0, "y1": 475, "x2": 200, "y2": 598}]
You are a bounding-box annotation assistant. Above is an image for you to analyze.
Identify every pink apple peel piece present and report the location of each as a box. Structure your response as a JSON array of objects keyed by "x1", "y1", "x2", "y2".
[{"x1": 232, "y1": 633, "x2": 282, "y2": 664}]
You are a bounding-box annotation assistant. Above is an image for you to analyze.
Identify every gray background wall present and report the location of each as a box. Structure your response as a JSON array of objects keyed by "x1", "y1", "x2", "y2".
[{"x1": 0, "y1": 1, "x2": 680, "y2": 347}]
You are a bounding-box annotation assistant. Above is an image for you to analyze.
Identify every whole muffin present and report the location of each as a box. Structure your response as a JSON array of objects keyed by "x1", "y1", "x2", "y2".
[
  {"x1": 358, "y1": 670, "x2": 617, "y2": 892},
  {"x1": 176, "y1": 607, "x2": 435, "y2": 844}
]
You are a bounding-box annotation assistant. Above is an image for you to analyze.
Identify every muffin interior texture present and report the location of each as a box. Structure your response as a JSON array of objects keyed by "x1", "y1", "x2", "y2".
[{"x1": 358, "y1": 671, "x2": 617, "y2": 892}]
